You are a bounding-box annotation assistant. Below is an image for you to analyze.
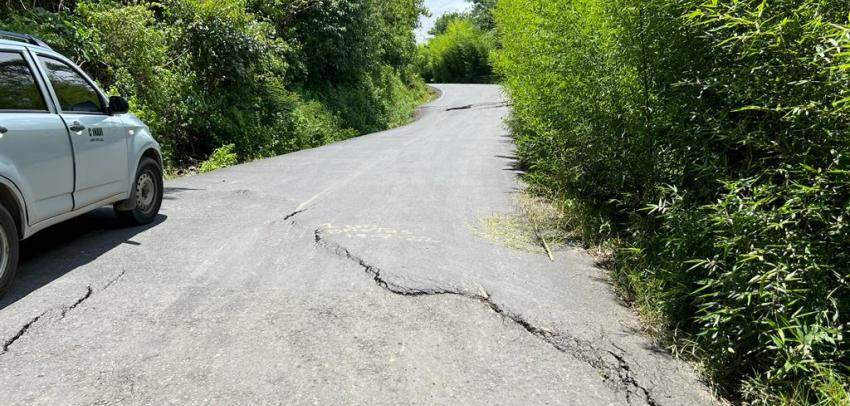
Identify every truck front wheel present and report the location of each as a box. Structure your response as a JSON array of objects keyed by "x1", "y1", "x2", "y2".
[
  {"x1": 0, "y1": 204, "x2": 20, "y2": 297},
  {"x1": 115, "y1": 158, "x2": 163, "y2": 226}
]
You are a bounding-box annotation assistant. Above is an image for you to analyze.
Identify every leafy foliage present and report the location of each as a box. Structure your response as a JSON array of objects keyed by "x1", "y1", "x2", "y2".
[
  {"x1": 418, "y1": 17, "x2": 494, "y2": 83},
  {"x1": 467, "y1": 0, "x2": 495, "y2": 30},
  {"x1": 494, "y1": 0, "x2": 850, "y2": 403},
  {"x1": 417, "y1": 0, "x2": 496, "y2": 84},
  {"x1": 1, "y1": 0, "x2": 427, "y2": 167},
  {"x1": 198, "y1": 144, "x2": 238, "y2": 173},
  {"x1": 429, "y1": 11, "x2": 464, "y2": 36}
]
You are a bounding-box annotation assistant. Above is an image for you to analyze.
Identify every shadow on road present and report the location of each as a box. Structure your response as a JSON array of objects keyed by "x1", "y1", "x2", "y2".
[
  {"x1": 495, "y1": 153, "x2": 525, "y2": 175},
  {"x1": 0, "y1": 209, "x2": 167, "y2": 311},
  {"x1": 498, "y1": 133, "x2": 516, "y2": 145},
  {"x1": 163, "y1": 186, "x2": 201, "y2": 201}
]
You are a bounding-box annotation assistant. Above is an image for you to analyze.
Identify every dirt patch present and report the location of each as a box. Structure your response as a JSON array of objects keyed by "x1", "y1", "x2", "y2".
[{"x1": 474, "y1": 191, "x2": 572, "y2": 256}]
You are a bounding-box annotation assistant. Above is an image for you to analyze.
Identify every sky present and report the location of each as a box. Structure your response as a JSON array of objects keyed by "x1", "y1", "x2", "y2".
[{"x1": 416, "y1": 0, "x2": 471, "y2": 43}]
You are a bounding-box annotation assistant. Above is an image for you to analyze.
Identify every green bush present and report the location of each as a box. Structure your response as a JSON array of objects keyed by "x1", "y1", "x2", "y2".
[
  {"x1": 198, "y1": 144, "x2": 238, "y2": 173},
  {"x1": 418, "y1": 18, "x2": 494, "y2": 83},
  {"x1": 494, "y1": 0, "x2": 850, "y2": 402},
  {"x1": 315, "y1": 65, "x2": 427, "y2": 134}
]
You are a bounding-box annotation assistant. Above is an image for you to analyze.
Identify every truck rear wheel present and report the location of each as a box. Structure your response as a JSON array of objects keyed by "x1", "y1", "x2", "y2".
[
  {"x1": 0, "y1": 204, "x2": 20, "y2": 298},
  {"x1": 115, "y1": 158, "x2": 163, "y2": 226}
]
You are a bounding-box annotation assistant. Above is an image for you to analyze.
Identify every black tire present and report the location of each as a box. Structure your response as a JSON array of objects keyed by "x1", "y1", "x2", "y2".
[
  {"x1": 115, "y1": 157, "x2": 163, "y2": 226},
  {"x1": 0, "y1": 204, "x2": 20, "y2": 298}
]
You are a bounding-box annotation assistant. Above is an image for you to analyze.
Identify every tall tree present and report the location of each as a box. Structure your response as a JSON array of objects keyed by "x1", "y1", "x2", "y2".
[
  {"x1": 429, "y1": 11, "x2": 463, "y2": 36},
  {"x1": 467, "y1": 0, "x2": 494, "y2": 31}
]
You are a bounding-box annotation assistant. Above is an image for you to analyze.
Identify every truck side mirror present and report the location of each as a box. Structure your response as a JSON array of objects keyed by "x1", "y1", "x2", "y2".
[{"x1": 108, "y1": 96, "x2": 130, "y2": 115}]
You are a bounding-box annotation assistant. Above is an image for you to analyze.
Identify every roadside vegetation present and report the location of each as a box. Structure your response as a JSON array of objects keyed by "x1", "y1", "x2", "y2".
[
  {"x1": 416, "y1": 0, "x2": 495, "y2": 83},
  {"x1": 0, "y1": 0, "x2": 428, "y2": 171},
  {"x1": 493, "y1": 0, "x2": 850, "y2": 403}
]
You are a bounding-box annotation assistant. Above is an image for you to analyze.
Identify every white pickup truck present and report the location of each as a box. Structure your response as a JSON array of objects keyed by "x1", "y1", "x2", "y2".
[{"x1": 0, "y1": 31, "x2": 164, "y2": 296}]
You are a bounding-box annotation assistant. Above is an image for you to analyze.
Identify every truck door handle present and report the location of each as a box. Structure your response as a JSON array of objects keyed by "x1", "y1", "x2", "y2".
[
  {"x1": 0, "y1": 125, "x2": 7, "y2": 134},
  {"x1": 69, "y1": 121, "x2": 85, "y2": 132}
]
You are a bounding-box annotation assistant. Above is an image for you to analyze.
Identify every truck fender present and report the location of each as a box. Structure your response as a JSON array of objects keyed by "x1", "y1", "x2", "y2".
[
  {"x1": 116, "y1": 139, "x2": 162, "y2": 211},
  {"x1": 0, "y1": 175, "x2": 29, "y2": 238}
]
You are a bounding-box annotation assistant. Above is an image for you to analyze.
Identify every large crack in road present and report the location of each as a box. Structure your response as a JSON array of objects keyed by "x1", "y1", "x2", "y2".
[
  {"x1": 1, "y1": 268, "x2": 127, "y2": 356},
  {"x1": 1, "y1": 286, "x2": 92, "y2": 355},
  {"x1": 312, "y1": 226, "x2": 658, "y2": 406}
]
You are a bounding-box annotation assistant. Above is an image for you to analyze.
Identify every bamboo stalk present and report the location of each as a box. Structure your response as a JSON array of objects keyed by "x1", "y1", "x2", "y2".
[{"x1": 522, "y1": 202, "x2": 555, "y2": 262}]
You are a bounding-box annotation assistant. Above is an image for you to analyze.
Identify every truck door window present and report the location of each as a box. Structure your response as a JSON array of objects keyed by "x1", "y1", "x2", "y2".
[
  {"x1": 0, "y1": 51, "x2": 48, "y2": 111},
  {"x1": 38, "y1": 56, "x2": 103, "y2": 113}
]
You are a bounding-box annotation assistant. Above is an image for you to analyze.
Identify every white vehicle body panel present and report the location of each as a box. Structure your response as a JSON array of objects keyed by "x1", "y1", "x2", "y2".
[
  {"x1": 30, "y1": 52, "x2": 132, "y2": 208},
  {"x1": 23, "y1": 194, "x2": 128, "y2": 239},
  {"x1": 62, "y1": 113, "x2": 130, "y2": 208},
  {"x1": 0, "y1": 113, "x2": 75, "y2": 223}
]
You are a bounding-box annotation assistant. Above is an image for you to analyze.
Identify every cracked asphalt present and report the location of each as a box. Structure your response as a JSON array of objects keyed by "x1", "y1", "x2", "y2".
[{"x1": 0, "y1": 85, "x2": 718, "y2": 405}]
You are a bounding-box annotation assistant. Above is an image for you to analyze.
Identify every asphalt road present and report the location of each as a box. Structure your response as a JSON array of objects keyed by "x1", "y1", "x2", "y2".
[{"x1": 0, "y1": 85, "x2": 717, "y2": 405}]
